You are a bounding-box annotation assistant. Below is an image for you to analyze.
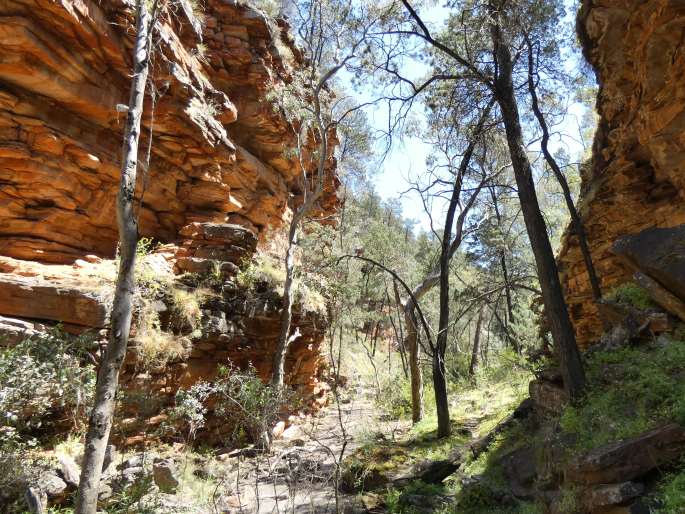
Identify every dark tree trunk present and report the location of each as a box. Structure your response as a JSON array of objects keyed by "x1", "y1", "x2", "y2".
[
  {"x1": 469, "y1": 306, "x2": 484, "y2": 377},
  {"x1": 489, "y1": 8, "x2": 585, "y2": 400},
  {"x1": 432, "y1": 349, "x2": 450, "y2": 437},
  {"x1": 525, "y1": 36, "x2": 602, "y2": 301},
  {"x1": 75, "y1": 2, "x2": 152, "y2": 512}
]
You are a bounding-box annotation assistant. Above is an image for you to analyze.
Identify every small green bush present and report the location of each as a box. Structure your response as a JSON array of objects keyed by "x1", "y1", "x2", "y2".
[
  {"x1": 384, "y1": 480, "x2": 445, "y2": 514},
  {"x1": 0, "y1": 328, "x2": 96, "y2": 433},
  {"x1": 654, "y1": 467, "x2": 685, "y2": 513},
  {"x1": 606, "y1": 282, "x2": 655, "y2": 310},
  {"x1": 172, "y1": 363, "x2": 291, "y2": 446}
]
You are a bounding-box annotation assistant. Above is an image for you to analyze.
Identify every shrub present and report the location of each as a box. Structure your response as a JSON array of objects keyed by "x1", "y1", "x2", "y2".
[
  {"x1": 654, "y1": 467, "x2": 685, "y2": 513},
  {"x1": 171, "y1": 381, "x2": 213, "y2": 441},
  {"x1": 171, "y1": 364, "x2": 291, "y2": 446},
  {"x1": 0, "y1": 328, "x2": 96, "y2": 433},
  {"x1": 237, "y1": 254, "x2": 285, "y2": 292},
  {"x1": 606, "y1": 282, "x2": 655, "y2": 310},
  {"x1": 168, "y1": 287, "x2": 207, "y2": 332},
  {"x1": 135, "y1": 330, "x2": 190, "y2": 370},
  {"x1": 377, "y1": 379, "x2": 413, "y2": 419}
]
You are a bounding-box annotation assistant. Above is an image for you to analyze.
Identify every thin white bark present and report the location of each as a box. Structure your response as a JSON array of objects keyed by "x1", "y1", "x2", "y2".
[{"x1": 75, "y1": 2, "x2": 152, "y2": 512}]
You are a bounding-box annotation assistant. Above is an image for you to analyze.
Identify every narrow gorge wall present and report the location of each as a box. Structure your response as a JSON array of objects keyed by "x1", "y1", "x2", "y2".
[
  {"x1": 0, "y1": 0, "x2": 337, "y2": 440},
  {"x1": 559, "y1": 0, "x2": 685, "y2": 348}
]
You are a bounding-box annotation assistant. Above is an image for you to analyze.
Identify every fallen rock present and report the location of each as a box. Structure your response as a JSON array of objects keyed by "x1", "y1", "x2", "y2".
[
  {"x1": 272, "y1": 420, "x2": 286, "y2": 439},
  {"x1": 529, "y1": 378, "x2": 568, "y2": 416},
  {"x1": 567, "y1": 424, "x2": 685, "y2": 485},
  {"x1": 0, "y1": 274, "x2": 107, "y2": 327},
  {"x1": 583, "y1": 482, "x2": 644, "y2": 512},
  {"x1": 502, "y1": 446, "x2": 537, "y2": 499},
  {"x1": 102, "y1": 444, "x2": 116, "y2": 473},
  {"x1": 633, "y1": 271, "x2": 685, "y2": 323},
  {"x1": 0, "y1": 315, "x2": 48, "y2": 346},
  {"x1": 24, "y1": 487, "x2": 46, "y2": 514},
  {"x1": 152, "y1": 458, "x2": 180, "y2": 493},
  {"x1": 613, "y1": 225, "x2": 685, "y2": 303},
  {"x1": 98, "y1": 481, "x2": 113, "y2": 502},
  {"x1": 36, "y1": 471, "x2": 67, "y2": 498},
  {"x1": 57, "y1": 454, "x2": 80, "y2": 488}
]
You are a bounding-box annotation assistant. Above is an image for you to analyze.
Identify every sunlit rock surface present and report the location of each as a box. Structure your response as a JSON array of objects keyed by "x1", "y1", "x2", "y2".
[{"x1": 559, "y1": 0, "x2": 685, "y2": 348}]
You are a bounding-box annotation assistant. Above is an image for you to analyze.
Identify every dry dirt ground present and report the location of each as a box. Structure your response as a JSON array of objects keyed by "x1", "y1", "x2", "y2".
[{"x1": 223, "y1": 389, "x2": 407, "y2": 513}]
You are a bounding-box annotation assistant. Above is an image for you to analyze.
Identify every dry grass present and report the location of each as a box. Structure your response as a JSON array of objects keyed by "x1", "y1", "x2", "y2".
[{"x1": 136, "y1": 330, "x2": 190, "y2": 370}]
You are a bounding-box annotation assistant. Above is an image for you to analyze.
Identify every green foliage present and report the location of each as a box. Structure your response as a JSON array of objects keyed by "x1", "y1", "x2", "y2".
[
  {"x1": 136, "y1": 237, "x2": 156, "y2": 258},
  {"x1": 560, "y1": 342, "x2": 685, "y2": 453},
  {"x1": 0, "y1": 430, "x2": 50, "y2": 512},
  {"x1": 384, "y1": 480, "x2": 445, "y2": 514},
  {"x1": 172, "y1": 364, "x2": 290, "y2": 445},
  {"x1": 237, "y1": 250, "x2": 328, "y2": 314},
  {"x1": 606, "y1": 282, "x2": 656, "y2": 310},
  {"x1": 247, "y1": 0, "x2": 280, "y2": 18},
  {"x1": 654, "y1": 466, "x2": 685, "y2": 513},
  {"x1": 555, "y1": 486, "x2": 580, "y2": 514},
  {"x1": 237, "y1": 253, "x2": 286, "y2": 291},
  {"x1": 105, "y1": 474, "x2": 158, "y2": 514},
  {"x1": 0, "y1": 328, "x2": 96, "y2": 433},
  {"x1": 377, "y1": 378, "x2": 413, "y2": 419},
  {"x1": 170, "y1": 381, "x2": 213, "y2": 441}
]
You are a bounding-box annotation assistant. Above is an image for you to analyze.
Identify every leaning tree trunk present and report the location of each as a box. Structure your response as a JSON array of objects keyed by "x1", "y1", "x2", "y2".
[
  {"x1": 75, "y1": 2, "x2": 151, "y2": 512},
  {"x1": 490, "y1": 10, "x2": 585, "y2": 400},
  {"x1": 469, "y1": 306, "x2": 484, "y2": 378},
  {"x1": 271, "y1": 217, "x2": 300, "y2": 389},
  {"x1": 526, "y1": 36, "x2": 601, "y2": 301}
]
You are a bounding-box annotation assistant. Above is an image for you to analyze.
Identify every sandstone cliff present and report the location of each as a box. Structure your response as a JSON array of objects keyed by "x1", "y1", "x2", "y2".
[
  {"x1": 558, "y1": 0, "x2": 685, "y2": 348},
  {"x1": 0, "y1": 0, "x2": 337, "y2": 439}
]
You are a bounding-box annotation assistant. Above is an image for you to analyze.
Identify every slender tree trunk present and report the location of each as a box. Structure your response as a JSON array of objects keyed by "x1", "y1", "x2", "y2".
[
  {"x1": 490, "y1": 7, "x2": 585, "y2": 400},
  {"x1": 433, "y1": 101, "x2": 493, "y2": 438},
  {"x1": 488, "y1": 185, "x2": 519, "y2": 353},
  {"x1": 432, "y1": 349, "x2": 450, "y2": 436},
  {"x1": 404, "y1": 302, "x2": 425, "y2": 423},
  {"x1": 469, "y1": 306, "x2": 484, "y2": 377},
  {"x1": 526, "y1": 36, "x2": 601, "y2": 301},
  {"x1": 75, "y1": 2, "x2": 151, "y2": 512},
  {"x1": 271, "y1": 218, "x2": 299, "y2": 389}
]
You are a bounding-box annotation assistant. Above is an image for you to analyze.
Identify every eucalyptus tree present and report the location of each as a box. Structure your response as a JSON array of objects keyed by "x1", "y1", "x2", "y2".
[
  {"x1": 524, "y1": 34, "x2": 601, "y2": 301},
  {"x1": 269, "y1": 0, "x2": 382, "y2": 389},
  {"x1": 368, "y1": 0, "x2": 586, "y2": 399},
  {"x1": 76, "y1": 1, "x2": 160, "y2": 512}
]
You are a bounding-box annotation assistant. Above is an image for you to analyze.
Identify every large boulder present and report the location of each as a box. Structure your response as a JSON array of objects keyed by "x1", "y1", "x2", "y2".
[
  {"x1": 152, "y1": 458, "x2": 180, "y2": 493},
  {"x1": 583, "y1": 482, "x2": 644, "y2": 513},
  {"x1": 567, "y1": 424, "x2": 685, "y2": 485},
  {"x1": 0, "y1": 273, "x2": 107, "y2": 327},
  {"x1": 612, "y1": 225, "x2": 685, "y2": 302}
]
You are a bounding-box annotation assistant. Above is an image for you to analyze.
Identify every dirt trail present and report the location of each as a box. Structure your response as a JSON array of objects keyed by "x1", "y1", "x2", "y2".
[{"x1": 226, "y1": 389, "x2": 405, "y2": 513}]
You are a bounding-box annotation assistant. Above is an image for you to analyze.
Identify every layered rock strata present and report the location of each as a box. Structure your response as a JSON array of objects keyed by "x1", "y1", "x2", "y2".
[
  {"x1": 0, "y1": 0, "x2": 336, "y2": 439},
  {"x1": 558, "y1": 0, "x2": 685, "y2": 348}
]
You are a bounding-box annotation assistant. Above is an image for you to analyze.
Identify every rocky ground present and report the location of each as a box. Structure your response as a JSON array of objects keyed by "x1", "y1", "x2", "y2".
[{"x1": 24, "y1": 383, "x2": 405, "y2": 514}]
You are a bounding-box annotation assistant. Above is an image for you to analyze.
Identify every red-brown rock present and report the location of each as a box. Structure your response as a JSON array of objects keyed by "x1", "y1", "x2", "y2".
[
  {"x1": 566, "y1": 424, "x2": 685, "y2": 485},
  {"x1": 559, "y1": 1, "x2": 685, "y2": 349}
]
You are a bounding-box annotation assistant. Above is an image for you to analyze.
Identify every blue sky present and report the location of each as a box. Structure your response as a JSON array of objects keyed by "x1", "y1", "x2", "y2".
[{"x1": 359, "y1": 0, "x2": 590, "y2": 231}]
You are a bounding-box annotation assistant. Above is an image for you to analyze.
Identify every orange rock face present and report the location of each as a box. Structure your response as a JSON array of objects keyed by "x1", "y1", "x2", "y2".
[
  {"x1": 0, "y1": 0, "x2": 337, "y2": 264},
  {"x1": 0, "y1": 0, "x2": 337, "y2": 439},
  {"x1": 559, "y1": 1, "x2": 685, "y2": 348}
]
